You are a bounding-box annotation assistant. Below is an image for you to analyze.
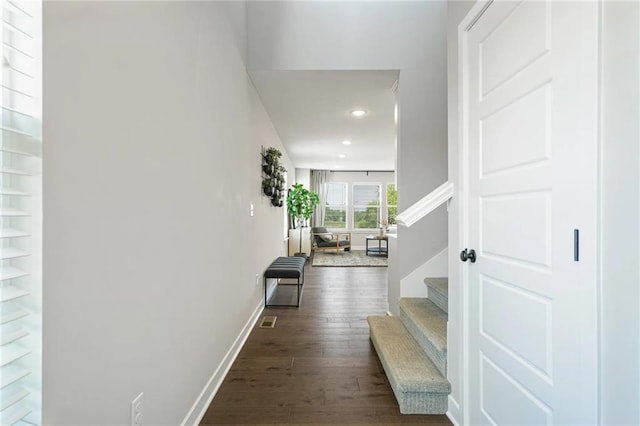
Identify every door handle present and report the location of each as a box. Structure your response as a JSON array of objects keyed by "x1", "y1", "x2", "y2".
[{"x1": 460, "y1": 248, "x2": 477, "y2": 263}]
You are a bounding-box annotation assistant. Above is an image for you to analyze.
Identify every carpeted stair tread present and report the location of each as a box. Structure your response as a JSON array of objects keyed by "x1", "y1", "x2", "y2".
[
  {"x1": 399, "y1": 298, "x2": 447, "y2": 376},
  {"x1": 424, "y1": 277, "x2": 448, "y2": 314},
  {"x1": 368, "y1": 315, "x2": 450, "y2": 414}
]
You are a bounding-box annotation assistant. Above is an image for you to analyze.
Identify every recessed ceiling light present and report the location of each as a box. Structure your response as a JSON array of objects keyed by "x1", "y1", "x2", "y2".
[
  {"x1": 342, "y1": 140, "x2": 351, "y2": 146},
  {"x1": 351, "y1": 109, "x2": 366, "y2": 117},
  {"x1": 338, "y1": 154, "x2": 346, "y2": 159},
  {"x1": 333, "y1": 165, "x2": 340, "y2": 169}
]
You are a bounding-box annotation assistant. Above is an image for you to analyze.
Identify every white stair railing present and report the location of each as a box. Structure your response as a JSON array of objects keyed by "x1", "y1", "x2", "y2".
[{"x1": 395, "y1": 181, "x2": 454, "y2": 228}]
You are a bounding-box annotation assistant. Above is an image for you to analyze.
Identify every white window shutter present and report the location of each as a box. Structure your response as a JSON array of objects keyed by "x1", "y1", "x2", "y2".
[{"x1": 0, "y1": 0, "x2": 41, "y2": 425}]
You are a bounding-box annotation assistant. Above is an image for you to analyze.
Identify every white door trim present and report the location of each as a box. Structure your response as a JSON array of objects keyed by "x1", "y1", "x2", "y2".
[{"x1": 457, "y1": 2, "x2": 492, "y2": 421}]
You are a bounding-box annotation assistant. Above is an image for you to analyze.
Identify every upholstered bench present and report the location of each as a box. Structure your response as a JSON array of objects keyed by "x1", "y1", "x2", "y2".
[{"x1": 264, "y1": 256, "x2": 306, "y2": 307}]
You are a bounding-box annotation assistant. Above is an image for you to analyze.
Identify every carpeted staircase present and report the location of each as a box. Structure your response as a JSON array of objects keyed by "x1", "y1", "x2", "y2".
[{"x1": 368, "y1": 277, "x2": 450, "y2": 414}]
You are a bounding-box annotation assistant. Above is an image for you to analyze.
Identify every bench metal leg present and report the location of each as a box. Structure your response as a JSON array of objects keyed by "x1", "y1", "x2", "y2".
[{"x1": 264, "y1": 276, "x2": 303, "y2": 308}]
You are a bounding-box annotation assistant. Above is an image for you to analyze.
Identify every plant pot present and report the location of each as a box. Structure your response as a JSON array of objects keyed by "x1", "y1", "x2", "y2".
[
  {"x1": 263, "y1": 186, "x2": 274, "y2": 197},
  {"x1": 263, "y1": 164, "x2": 274, "y2": 175},
  {"x1": 271, "y1": 196, "x2": 281, "y2": 207}
]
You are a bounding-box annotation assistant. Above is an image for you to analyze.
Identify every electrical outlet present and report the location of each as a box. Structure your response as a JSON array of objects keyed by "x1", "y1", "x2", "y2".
[
  {"x1": 131, "y1": 392, "x2": 143, "y2": 426},
  {"x1": 255, "y1": 273, "x2": 260, "y2": 286}
]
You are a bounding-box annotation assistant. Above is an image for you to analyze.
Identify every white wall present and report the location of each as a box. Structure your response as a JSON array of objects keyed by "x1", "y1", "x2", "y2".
[
  {"x1": 247, "y1": 0, "x2": 448, "y2": 285},
  {"x1": 294, "y1": 167, "x2": 310, "y2": 189},
  {"x1": 43, "y1": 2, "x2": 291, "y2": 424},
  {"x1": 600, "y1": 2, "x2": 640, "y2": 424}
]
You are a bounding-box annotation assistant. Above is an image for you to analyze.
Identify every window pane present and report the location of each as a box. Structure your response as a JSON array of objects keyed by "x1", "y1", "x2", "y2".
[
  {"x1": 353, "y1": 184, "x2": 380, "y2": 206},
  {"x1": 325, "y1": 183, "x2": 347, "y2": 228},
  {"x1": 353, "y1": 184, "x2": 380, "y2": 228},
  {"x1": 325, "y1": 207, "x2": 346, "y2": 228},
  {"x1": 326, "y1": 182, "x2": 346, "y2": 205},
  {"x1": 354, "y1": 206, "x2": 380, "y2": 228},
  {"x1": 386, "y1": 183, "x2": 397, "y2": 206},
  {"x1": 388, "y1": 206, "x2": 398, "y2": 224},
  {"x1": 387, "y1": 183, "x2": 397, "y2": 224}
]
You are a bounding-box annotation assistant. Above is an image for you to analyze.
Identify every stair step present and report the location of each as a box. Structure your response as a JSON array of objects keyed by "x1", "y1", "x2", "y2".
[
  {"x1": 399, "y1": 298, "x2": 447, "y2": 376},
  {"x1": 424, "y1": 277, "x2": 448, "y2": 314},
  {"x1": 368, "y1": 315, "x2": 450, "y2": 414}
]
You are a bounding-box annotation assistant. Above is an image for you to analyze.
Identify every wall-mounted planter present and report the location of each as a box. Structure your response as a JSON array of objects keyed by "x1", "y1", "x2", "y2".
[{"x1": 261, "y1": 147, "x2": 286, "y2": 207}]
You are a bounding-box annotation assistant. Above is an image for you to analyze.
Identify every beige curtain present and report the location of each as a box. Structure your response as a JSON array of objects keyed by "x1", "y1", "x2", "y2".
[{"x1": 311, "y1": 170, "x2": 330, "y2": 227}]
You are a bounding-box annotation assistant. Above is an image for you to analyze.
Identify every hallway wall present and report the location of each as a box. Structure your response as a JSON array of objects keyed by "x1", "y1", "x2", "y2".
[{"x1": 43, "y1": 2, "x2": 291, "y2": 424}]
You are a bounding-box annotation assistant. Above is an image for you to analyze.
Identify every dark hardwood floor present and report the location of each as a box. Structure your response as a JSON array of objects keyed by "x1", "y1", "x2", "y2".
[{"x1": 200, "y1": 263, "x2": 452, "y2": 425}]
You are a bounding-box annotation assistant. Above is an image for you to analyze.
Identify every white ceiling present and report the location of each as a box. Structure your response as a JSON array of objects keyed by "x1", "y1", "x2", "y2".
[{"x1": 250, "y1": 70, "x2": 398, "y2": 171}]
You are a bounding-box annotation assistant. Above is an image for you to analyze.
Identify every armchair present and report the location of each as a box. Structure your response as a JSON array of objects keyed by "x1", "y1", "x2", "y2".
[{"x1": 311, "y1": 227, "x2": 351, "y2": 254}]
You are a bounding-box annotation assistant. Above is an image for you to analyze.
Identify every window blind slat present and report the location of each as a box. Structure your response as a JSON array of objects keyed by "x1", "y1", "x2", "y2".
[
  {"x1": 0, "y1": 304, "x2": 29, "y2": 325},
  {"x1": 0, "y1": 328, "x2": 27, "y2": 346},
  {"x1": 0, "y1": 341, "x2": 29, "y2": 367},
  {"x1": 0, "y1": 186, "x2": 30, "y2": 196},
  {"x1": 0, "y1": 228, "x2": 30, "y2": 238},
  {"x1": 6, "y1": 0, "x2": 33, "y2": 18},
  {"x1": 0, "y1": 166, "x2": 30, "y2": 175},
  {"x1": 0, "y1": 145, "x2": 35, "y2": 156},
  {"x1": 0, "y1": 266, "x2": 29, "y2": 282},
  {"x1": 3, "y1": 24, "x2": 33, "y2": 54},
  {"x1": 0, "y1": 364, "x2": 30, "y2": 389},
  {"x1": 1, "y1": 105, "x2": 35, "y2": 134},
  {"x1": 0, "y1": 404, "x2": 30, "y2": 425},
  {"x1": 2, "y1": 87, "x2": 36, "y2": 118},
  {"x1": 0, "y1": 125, "x2": 36, "y2": 140},
  {"x1": 1, "y1": 68, "x2": 34, "y2": 97},
  {"x1": 0, "y1": 387, "x2": 28, "y2": 413},
  {"x1": 2, "y1": 3, "x2": 32, "y2": 33},
  {"x1": 0, "y1": 207, "x2": 30, "y2": 216},
  {"x1": 0, "y1": 247, "x2": 28, "y2": 260}
]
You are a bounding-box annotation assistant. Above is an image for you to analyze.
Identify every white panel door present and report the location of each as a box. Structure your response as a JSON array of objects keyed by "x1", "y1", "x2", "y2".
[{"x1": 461, "y1": 1, "x2": 599, "y2": 424}]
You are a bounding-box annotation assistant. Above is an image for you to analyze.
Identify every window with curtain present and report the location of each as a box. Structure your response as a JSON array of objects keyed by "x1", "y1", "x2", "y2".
[
  {"x1": 386, "y1": 183, "x2": 397, "y2": 224},
  {"x1": 353, "y1": 184, "x2": 380, "y2": 229},
  {"x1": 0, "y1": 0, "x2": 42, "y2": 424},
  {"x1": 324, "y1": 182, "x2": 346, "y2": 228}
]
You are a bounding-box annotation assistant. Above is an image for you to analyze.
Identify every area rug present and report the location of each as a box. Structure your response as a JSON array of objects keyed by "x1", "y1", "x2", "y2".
[{"x1": 312, "y1": 250, "x2": 388, "y2": 267}]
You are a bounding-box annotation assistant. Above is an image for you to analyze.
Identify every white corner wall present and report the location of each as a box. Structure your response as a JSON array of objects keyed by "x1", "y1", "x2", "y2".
[
  {"x1": 600, "y1": 2, "x2": 640, "y2": 424},
  {"x1": 400, "y1": 248, "x2": 447, "y2": 300},
  {"x1": 43, "y1": 2, "x2": 291, "y2": 424},
  {"x1": 247, "y1": 1, "x2": 448, "y2": 285}
]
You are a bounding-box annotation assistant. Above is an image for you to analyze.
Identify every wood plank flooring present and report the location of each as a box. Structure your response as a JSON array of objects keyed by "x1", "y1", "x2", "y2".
[{"x1": 200, "y1": 264, "x2": 452, "y2": 425}]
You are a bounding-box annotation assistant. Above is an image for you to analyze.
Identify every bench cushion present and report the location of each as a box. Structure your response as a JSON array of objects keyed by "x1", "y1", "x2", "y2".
[{"x1": 264, "y1": 256, "x2": 305, "y2": 279}]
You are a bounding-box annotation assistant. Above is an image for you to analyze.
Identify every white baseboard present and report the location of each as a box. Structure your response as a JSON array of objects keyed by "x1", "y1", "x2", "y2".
[
  {"x1": 181, "y1": 300, "x2": 264, "y2": 425},
  {"x1": 446, "y1": 395, "x2": 461, "y2": 426},
  {"x1": 400, "y1": 247, "x2": 448, "y2": 298}
]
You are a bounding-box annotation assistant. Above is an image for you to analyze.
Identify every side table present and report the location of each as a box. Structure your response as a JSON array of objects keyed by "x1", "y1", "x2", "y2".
[{"x1": 366, "y1": 235, "x2": 388, "y2": 257}]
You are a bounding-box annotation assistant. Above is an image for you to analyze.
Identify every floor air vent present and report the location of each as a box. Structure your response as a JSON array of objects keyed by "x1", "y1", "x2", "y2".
[{"x1": 259, "y1": 316, "x2": 277, "y2": 328}]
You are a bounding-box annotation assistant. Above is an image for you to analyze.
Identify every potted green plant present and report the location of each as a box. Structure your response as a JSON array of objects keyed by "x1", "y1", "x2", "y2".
[
  {"x1": 262, "y1": 178, "x2": 276, "y2": 196},
  {"x1": 264, "y1": 147, "x2": 282, "y2": 166},
  {"x1": 286, "y1": 183, "x2": 320, "y2": 257}
]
